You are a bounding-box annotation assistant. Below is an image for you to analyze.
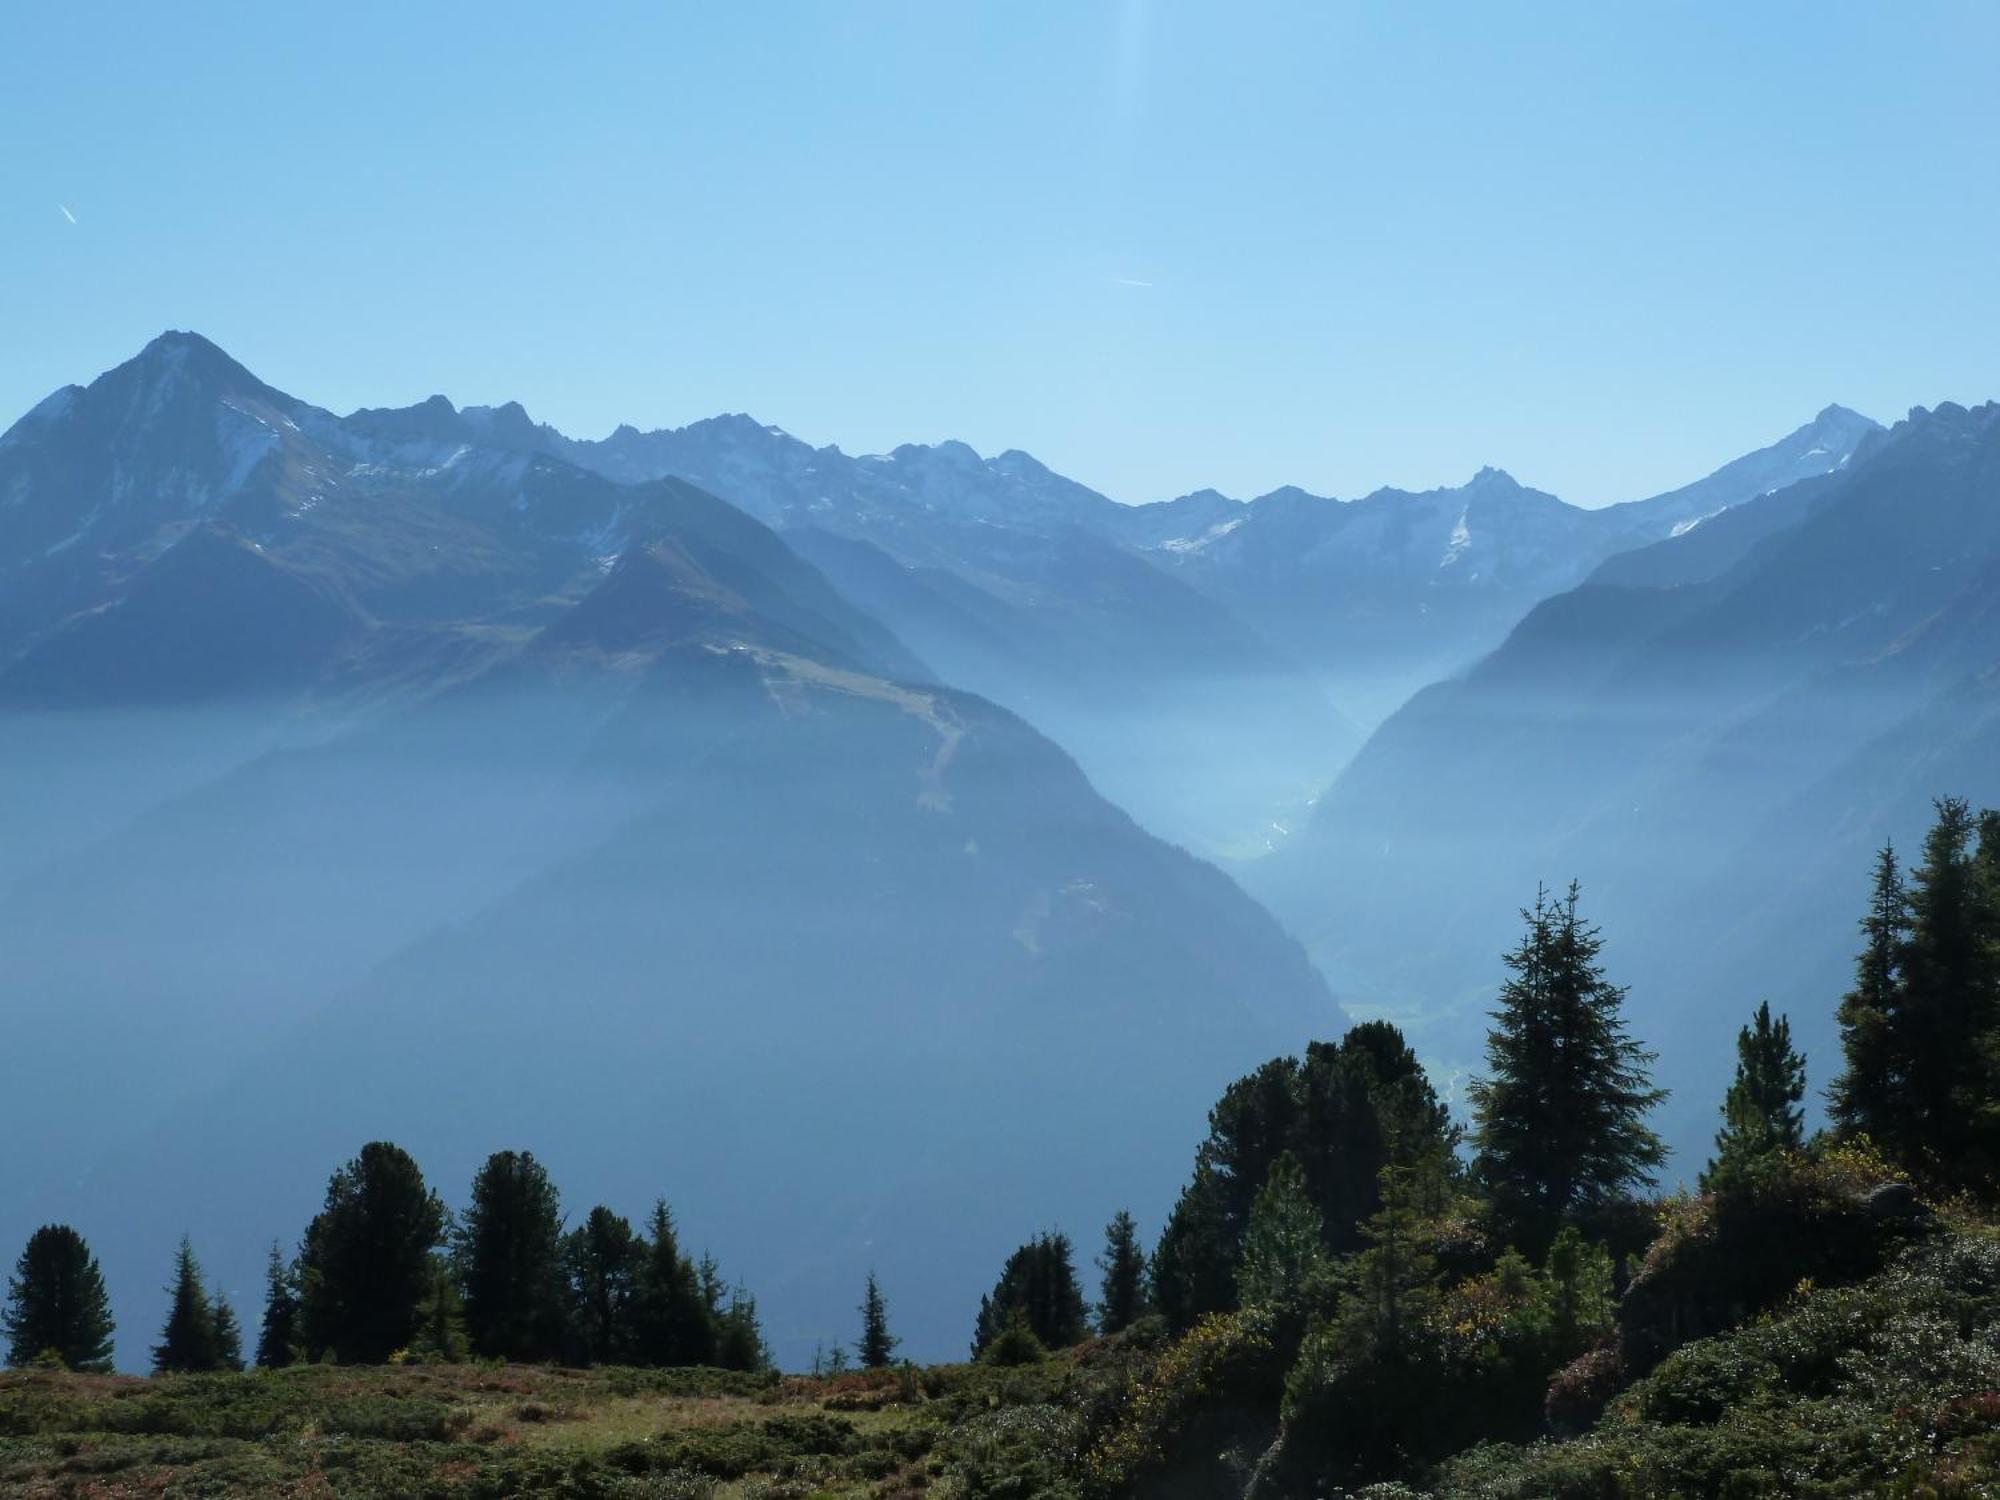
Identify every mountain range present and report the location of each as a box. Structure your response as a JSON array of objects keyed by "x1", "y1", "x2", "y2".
[
  {"x1": 0, "y1": 331, "x2": 1931, "y2": 1371},
  {"x1": 1253, "y1": 399, "x2": 2000, "y2": 1155}
]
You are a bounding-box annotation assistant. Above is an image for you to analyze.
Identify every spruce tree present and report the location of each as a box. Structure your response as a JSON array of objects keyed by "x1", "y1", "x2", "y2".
[
  {"x1": 971, "y1": 1233, "x2": 1087, "y2": 1355},
  {"x1": 1468, "y1": 884, "x2": 1666, "y2": 1245},
  {"x1": 1238, "y1": 1152, "x2": 1327, "y2": 1308},
  {"x1": 715, "y1": 1284, "x2": 768, "y2": 1372},
  {"x1": 1152, "y1": 1164, "x2": 1237, "y2": 1331},
  {"x1": 1095, "y1": 1210, "x2": 1150, "y2": 1335},
  {"x1": 632, "y1": 1201, "x2": 713, "y2": 1367},
  {"x1": 1899, "y1": 799, "x2": 2000, "y2": 1176},
  {"x1": 297, "y1": 1141, "x2": 448, "y2": 1363},
  {"x1": 153, "y1": 1236, "x2": 223, "y2": 1374},
  {"x1": 1151, "y1": 1022, "x2": 1454, "y2": 1329},
  {"x1": 856, "y1": 1272, "x2": 897, "y2": 1368},
  {"x1": 1702, "y1": 1002, "x2": 1807, "y2": 1191},
  {"x1": 211, "y1": 1289, "x2": 244, "y2": 1372},
  {"x1": 563, "y1": 1206, "x2": 643, "y2": 1366},
  {"x1": 1336, "y1": 1158, "x2": 1444, "y2": 1363},
  {"x1": 456, "y1": 1150, "x2": 568, "y2": 1362},
  {"x1": 4, "y1": 1225, "x2": 115, "y2": 1371},
  {"x1": 255, "y1": 1242, "x2": 301, "y2": 1370},
  {"x1": 1829, "y1": 844, "x2": 1912, "y2": 1143}
]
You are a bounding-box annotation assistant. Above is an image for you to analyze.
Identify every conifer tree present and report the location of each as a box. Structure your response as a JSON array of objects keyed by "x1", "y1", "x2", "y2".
[
  {"x1": 856, "y1": 1272, "x2": 897, "y2": 1368},
  {"x1": 456, "y1": 1149, "x2": 567, "y2": 1362},
  {"x1": 412, "y1": 1254, "x2": 470, "y2": 1363},
  {"x1": 1095, "y1": 1210, "x2": 1150, "y2": 1335},
  {"x1": 256, "y1": 1242, "x2": 301, "y2": 1370},
  {"x1": 1152, "y1": 1021, "x2": 1456, "y2": 1328},
  {"x1": 1829, "y1": 844, "x2": 1912, "y2": 1143},
  {"x1": 211, "y1": 1289, "x2": 244, "y2": 1372},
  {"x1": 1238, "y1": 1152, "x2": 1327, "y2": 1308},
  {"x1": 153, "y1": 1237, "x2": 223, "y2": 1374},
  {"x1": 4, "y1": 1225, "x2": 115, "y2": 1371},
  {"x1": 1468, "y1": 884, "x2": 1666, "y2": 1244},
  {"x1": 563, "y1": 1206, "x2": 643, "y2": 1366},
  {"x1": 632, "y1": 1201, "x2": 713, "y2": 1367},
  {"x1": 971, "y1": 1233, "x2": 1088, "y2": 1355},
  {"x1": 1898, "y1": 799, "x2": 2000, "y2": 1175},
  {"x1": 1702, "y1": 1002, "x2": 1807, "y2": 1191},
  {"x1": 714, "y1": 1284, "x2": 768, "y2": 1372},
  {"x1": 1831, "y1": 802, "x2": 2000, "y2": 1181},
  {"x1": 297, "y1": 1141, "x2": 448, "y2": 1363},
  {"x1": 1336, "y1": 1158, "x2": 1444, "y2": 1362},
  {"x1": 1152, "y1": 1164, "x2": 1237, "y2": 1331}
]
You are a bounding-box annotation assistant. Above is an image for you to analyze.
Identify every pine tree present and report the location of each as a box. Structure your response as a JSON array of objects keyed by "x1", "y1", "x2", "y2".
[
  {"x1": 4, "y1": 1225, "x2": 115, "y2": 1371},
  {"x1": 1336, "y1": 1158, "x2": 1444, "y2": 1363},
  {"x1": 1829, "y1": 844, "x2": 1912, "y2": 1143},
  {"x1": 1702, "y1": 1002, "x2": 1807, "y2": 1191},
  {"x1": 715, "y1": 1284, "x2": 768, "y2": 1372},
  {"x1": 412, "y1": 1254, "x2": 469, "y2": 1363},
  {"x1": 455, "y1": 1150, "x2": 568, "y2": 1362},
  {"x1": 211, "y1": 1289, "x2": 244, "y2": 1372},
  {"x1": 1095, "y1": 1210, "x2": 1150, "y2": 1335},
  {"x1": 856, "y1": 1272, "x2": 897, "y2": 1368},
  {"x1": 1830, "y1": 802, "x2": 2000, "y2": 1182},
  {"x1": 153, "y1": 1236, "x2": 223, "y2": 1374},
  {"x1": 1899, "y1": 799, "x2": 2000, "y2": 1176},
  {"x1": 1152, "y1": 1164, "x2": 1237, "y2": 1331},
  {"x1": 1151, "y1": 1021, "x2": 1456, "y2": 1329},
  {"x1": 563, "y1": 1207, "x2": 643, "y2": 1366},
  {"x1": 1468, "y1": 884, "x2": 1667, "y2": 1245},
  {"x1": 297, "y1": 1141, "x2": 449, "y2": 1364},
  {"x1": 1238, "y1": 1152, "x2": 1327, "y2": 1308},
  {"x1": 1539, "y1": 1225, "x2": 1616, "y2": 1361},
  {"x1": 971, "y1": 1233, "x2": 1088, "y2": 1356},
  {"x1": 256, "y1": 1242, "x2": 301, "y2": 1370},
  {"x1": 632, "y1": 1201, "x2": 713, "y2": 1367}
]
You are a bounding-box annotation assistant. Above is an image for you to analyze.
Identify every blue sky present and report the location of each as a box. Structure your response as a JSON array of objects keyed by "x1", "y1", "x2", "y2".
[{"x1": 5, "y1": 2, "x2": 1998, "y2": 505}]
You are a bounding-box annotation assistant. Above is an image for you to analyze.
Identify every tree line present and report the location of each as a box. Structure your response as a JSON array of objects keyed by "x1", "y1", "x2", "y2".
[
  {"x1": 10, "y1": 798, "x2": 1998, "y2": 1380},
  {"x1": 5, "y1": 1146, "x2": 770, "y2": 1375}
]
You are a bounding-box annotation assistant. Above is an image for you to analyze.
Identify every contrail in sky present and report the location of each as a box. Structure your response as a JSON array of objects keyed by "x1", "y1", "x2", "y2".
[{"x1": 58, "y1": 204, "x2": 77, "y2": 224}]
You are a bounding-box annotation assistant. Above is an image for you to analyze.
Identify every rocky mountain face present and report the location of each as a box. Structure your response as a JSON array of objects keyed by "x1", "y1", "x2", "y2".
[
  {"x1": 1252, "y1": 401, "x2": 2000, "y2": 1154},
  {"x1": 1126, "y1": 405, "x2": 1880, "y2": 727},
  {"x1": 0, "y1": 335, "x2": 1335, "y2": 1370}
]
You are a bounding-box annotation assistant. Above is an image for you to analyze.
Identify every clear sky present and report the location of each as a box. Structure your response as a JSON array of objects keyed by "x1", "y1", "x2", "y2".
[{"x1": 5, "y1": 2, "x2": 1998, "y2": 506}]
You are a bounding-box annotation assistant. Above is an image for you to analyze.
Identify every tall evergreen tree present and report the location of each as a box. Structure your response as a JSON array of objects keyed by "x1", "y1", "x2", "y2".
[
  {"x1": 211, "y1": 1289, "x2": 244, "y2": 1372},
  {"x1": 1829, "y1": 844, "x2": 1912, "y2": 1143},
  {"x1": 714, "y1": 1284, "x2": 768, "y2": 1373},
  {"x1": 297, "y1": 1141, "x2": 448, "y2": 1364},
  {"x1": 1336, "y1": 1158, "x2": 1445, "y2": 1363},
  {"x1": 971, "y1": 1233, "x2": 1088, "y2": 1356},
  {"x1": 1238, "y1": 1152, "x2": 1328, "y2": 1308},
  {"x1": 1151, "y1": 1020, "x2": 1455, "y2": 1329},
  {"x1": 1468, "y1": 884, "x2": 1666, "y2": 1244},
  {"x1": 455, "y1": 1150, "x2": 568, "y2": 1362},
  {"x1": 255, "y1": 1242, "x2": 301, "y2": 1370},
  {"x1": 1152, "y1": 1164, "x2": 1237, "y2": 1332},
  {"x1": 563, "y1": 1207, "x2": 643, "y2": 1367},
  {"x1": 632, "y1": 1201, "x2": 713, "y2": 1367},
  {"x1": 856, "y1": 1272, "x2": 897, "y2": 1369},
  {"x1": 1899, "y1": 799, "x2": 2000, "y2": 1176},
  {"x1": 3, "y1": 1225, "x2": 115, "y2": 1371},
  {"x1": 1095, "y1": 1210, "x2": 1150, "y2": 1335},
  {"x1": 1830, "y1": 802, "x2": 2000, "y2": 1182},
  {"x1": 153, "y1": 1237, "x2": 224, "y2": 1374},
  {"x1": 1702, "y1": 1002, "x2": 1807, "y2": 1191}
]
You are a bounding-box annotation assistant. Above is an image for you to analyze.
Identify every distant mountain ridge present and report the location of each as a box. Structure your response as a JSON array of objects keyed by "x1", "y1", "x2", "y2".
[
  {"x1": 0, "y1": 333, "x2": 1338, "y2": 1372},
  {"x1": 292, "y1": 366, "x2": 1874, "y2": 844},
  {"x1": 1252, "y1": 397, "x2": 2000, "y2": 1157}
]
